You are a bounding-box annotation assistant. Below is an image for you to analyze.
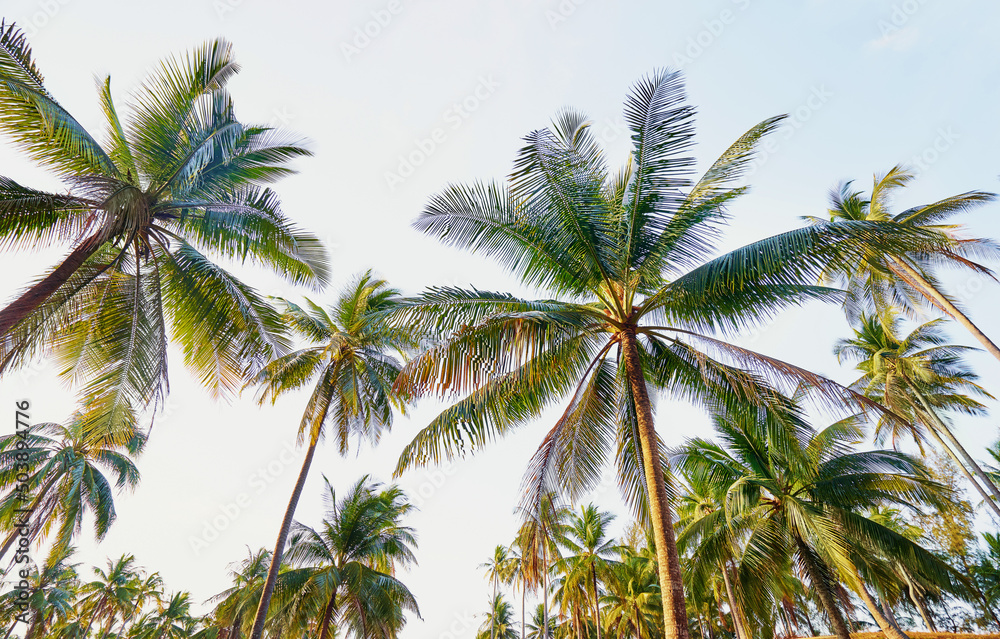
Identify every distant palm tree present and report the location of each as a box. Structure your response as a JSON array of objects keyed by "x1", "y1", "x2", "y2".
[
  {"x1": 133, "y1": 592, "x2": 197, "y2": 639},
  {"x1": 393, "y1": 69, "x2": 924, "y2": 639},
  {"x1": 0, "y1": 22, "x2": 328, "y2": 438},
  {"x1": 278, "y1": 476, "x2": 419, "y2": 639},
  {"x1": 481, "y1": 545, "x2": 516, "y2": 639},
  {"x1": 601, "y1": 545, "x2": 660, "y2": 639},
  {"x1": 246, "y1": 272, "x2": 413, "y2": 639},
  {"x1": 0, "y1": 415, "x2": 141, "y2": 562},
  {"x1": 807, "y1": 165, "x2": 999, "y2": 360},
  {"x1": 478, "y1": 594, "x2": 520, "y2": 639},
  {"x1": 553, "y1": 505, "x2": 617, "y2": 639},
  {"x1": 208, "y1": 548, "x2": 271, "y2": 639},
  {"x1": 525, "y1": 603, "x2": 554, "y2": 639},
  {"x1": 673, "y1": 403, "x2": 955, "y2": 639},
  {"x1": 835, "y1": 313, "x2": 1000, "y2": 519},
  {"x1": 77, "y1": 555, "x2": 142, "y2": 639},
  {"x1": 0, "y1": 545, "x2": 79, "y2": 639},
  {"x1": 516, "y1": 493, "x2": 566, "y2": 639}
]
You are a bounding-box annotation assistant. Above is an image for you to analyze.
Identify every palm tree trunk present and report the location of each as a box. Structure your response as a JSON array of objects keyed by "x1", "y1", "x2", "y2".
[
  {"x1": 491, "y1": 577, "x2": 498, "y2": 639},
  {"x1": 888, "y1": 258, "x2": 1000, "y2": 364},
  {"x1": 3, "y1": 619, "x2": 17, "y2": 639},
  {"x1": 850, "y1": 566, "x2": 909, "y2": 639},
  {"x1": 719, "y1": 561, "x2": 747, "y2": 639},
  {"x1": 0, "y1": 233, "x2": 105, "y2": 336},
  {"x1": 592, "y1": 564, "x2": 603, "y2": 639},
  {"x1": 903, "y1": 576, "x2": 936, "y2": 632},
  {"x1": 793, "y1": 536, "x2": 851, "y2": 639},
  {"x1": 248, "y1": 436, "x2": 320, "y2": 639},
  {"x1": 620, "y1": 329, "x2": 690, "y2": 639},
  {"x1": 0, "y1": 472, "x2": 62, "y2": 562},
  {"x1": 542, "y1": 542, "x2": 549, "y2": 639},
  {"x1": 909, "y1": 385, "x2": 1000, "y2": 520},
  {"x1": 318, "y1": 587, "x2": 338, "y2": 639},
  {"x1": 522, "y1": 575, "x2": 527, "y2": 639}
]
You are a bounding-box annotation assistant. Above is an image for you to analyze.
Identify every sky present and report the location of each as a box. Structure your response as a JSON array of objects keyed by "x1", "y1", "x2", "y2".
[{"x1": 1, "y1": 0, "x2": 999, "y2": 635}]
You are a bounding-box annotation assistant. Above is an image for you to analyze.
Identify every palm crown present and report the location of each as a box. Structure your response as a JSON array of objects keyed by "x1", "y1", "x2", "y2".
[{"x1": 0, "y1": 24, "x2": 329, "y2": 437}]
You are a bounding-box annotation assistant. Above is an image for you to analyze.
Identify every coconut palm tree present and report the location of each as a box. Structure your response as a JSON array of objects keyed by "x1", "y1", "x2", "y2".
[
  {"x1": 132, "y1": 592, "x2": 197, "y2": 639},
  {"x1": 672, "y1": 402, "x2": 956, "y2": 639},
  {"x1": 479, "y1": 594, "x2": 521, "y2": 639},
  {"x1": 553, "y1": 505, "x2": 617, "y2": 639},
  {"x1": 601, "y1": 545, "x2": 661, "y2": 639},
  {"x1": 245, "y1": 272, "x2": 413, "y2": 639},
  {"x1": 208, "y1": 548, "x2": 271, "y2": 639},
  {"x1": 391, "y1": 69, "x2": 929, "y2": 638},
  {"x1": 835, "y1": 313, "x2": 1000, "y2": 518},
  {"x1": 0, "y1": 22, "x2": 328, "y2": 438},
  {"x1": 0, "y1": 545, "x2": 79, "y2": 639},
  {"x1": 77, "y1": 555, "x2": 143, "y2": 639},
  {"x1": 481, "y1": 545, "x2": 517, "y2": 639},
  {"x1": 807, "y1": 165, "x2": 999, "y2": 360},
  {"x1": 525, "y1": 604, "x2": 555, "y2": 639},
  {"x1": 277, "y1": 476, "x2": 419, "y2": 639},
  {"x1": 516, "y1": 493, "x2": 567, "y2": 639},
  {"x1": 0, "y1": 414, "x2": 141, "y2": 563}
]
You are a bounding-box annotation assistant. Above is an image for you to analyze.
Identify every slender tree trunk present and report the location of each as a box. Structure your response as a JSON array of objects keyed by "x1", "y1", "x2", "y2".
[
  {"x1": 3, "y1": 619, "x2": 16, "y2": 639},
  {"x1": 909, "y1": 386, "x2": 1000, "y2": 521},
  {"x1": 903, "y1": 575, "x2": 936, "y2": 632},
  {"x1": 620, "y1": 329, "x2": 690, "y2": 639},
  {"x1": 592, "y1": 564, "x2": 603, "y2": 639},
  {"x1": 850, "y1": 566, "x2": 909, "y2": 639},
  {"x1": 720, "y1": 561, "x2": 748, "y2": 639},
  {"x1": 0, "y1": 233, "x2": 105, "y2": 336},
  {"x1": 888, "y1": 258, "x2": 1000, "y2": 364},
  {"x1": 491, "y1": 576, "x2": 498, "y2": 639},
  {"x1": 318, "y1": 587, "x2": 338, "y2": 639},
  {"x1": 793, "y1": 537, "x2": 851, "y2": 639},
  {"x1": 248, "y1": 437, "x2": 320, "y2": 639},
  {"x1": 543, "y1": 542, "x2": 549, "y2": 639},
  {"x1": 522, "y1": 576, "x2": 527, "y2": 639},
  {"x1": 881, "y1": 601, "x2": 899, "y2": 631}
]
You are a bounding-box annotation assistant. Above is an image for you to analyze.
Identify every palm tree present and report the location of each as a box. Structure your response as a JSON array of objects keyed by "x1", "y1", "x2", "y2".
[
  {"x1": 0, "y1": 22, "x2": 328, "y2": 438},
  {"x1": 77, "y1": 555, "x2": 143, "y2": 639},
  {"x1": 208, "y1": 548, "x2": 271, "y2": 639},
  {"x1": 835, "y1": 313, "x2": 1000, "y2": 518},
  {"x1": 0, "y1": 545, "x2": 79, "y2": 639},
  {"x1": 481, "y1": 545, "x2": 516, "y2": 639},
  {"x1": 246, "y1": 272, "x2": 413, "y2": 639},
  {"x1": 525, "y1": 604, "x2": 555, "y2": 639},
  {"x1": 479, "y1": 594, "x2": 520, "y2": 639},
  {"x1": 516, "y1": 493, "x2": 566, "y2": 639},
  {"x1": 673, "y1": 402, "x2": 956, "y2": 639},
  {"x1": 277, "y1": 476, "x2": 419, "y2": 639},
  {"x1": 553, "y1": 505, "x2": 617, "y2": 639},
  {"x1": 808, "y1": 165, "x2": 999, "y2": 360},
  {"x1": 0, "y1": 414, "x2": 141, "y2": 563},
  {"x1": 110, "y1": 570, "x2": 164, "y2": 639},
  {"x1": 601, "y1": 544, "x2": 661, "y2": 639},
  {"x1": 133, "y1": 592, "x2": 197, "y2": 639},
  {"x1": 391, "y1": 69, "x2": 928, "y2": 638}
]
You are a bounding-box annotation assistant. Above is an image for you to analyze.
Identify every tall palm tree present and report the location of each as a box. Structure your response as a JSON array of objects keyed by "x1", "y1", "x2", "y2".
[
  {"x1": 246, "y1": 272, "x2": 413, "y2": 639},
  {"x1": 835, "y1": 313, "x2": 1000, "y2": 518},
  {"x1": 208, "y1": 548, "x2": 271, "y2": 639},
  {"x1": 0, "y1": 22, "x2": 328, "y2": 438},
  {"x1": 391, "y1": 69, "x2": 929, "y2": 638},
  {"x1": 481, "y1": 545, "x2": 516, "y2": 639},
  {"x1": 278, "y1": 476, "x2": 419, "y2": 639},
  {"x1": 0, "y1": 414, "x2": 141, "y2": 562},
  {"x1": 673, "y1": 402, "x2": 956, "y2": 639},
  {"x1": 516, "y1": 493, "x2": 566, "y2": 639},
  {"x1": 807, "y1": 165, "x2": 999, "y2": 360},
  {"x1": 553, "y1": 505, "x2": 617, "y2": 639}
]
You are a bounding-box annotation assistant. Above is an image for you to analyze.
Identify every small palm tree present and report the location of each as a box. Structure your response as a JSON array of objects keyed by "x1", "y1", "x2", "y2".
[
  {"x1": 525, "y1": 603, "x2": 555, "y2": 639},
  {"x1": 553, "y1": 505, "x2": 617, "y2": 639},
  {"x1": 208, "y1": 548, "x2": 271, "y2": 639},
  {"x1": 673, "y1": 403, "x2": 955, "y2": 639},
  {"x1": 481, "y1": 545, "x2": 517, "y2": 639},
  {"x1": 0, "y1": 415, "x2": 141, "y2": 562},
  {"x1": 77, "y1": 555, "x2": 143, "y2": 639},
  {"x1": 0, "y1": 23, "x2": 328, "y2": 437},
  {"x1": 808, "y1": 165, "x2": 999, "y2": 360},
  {"x1": 392, "y1": 69, "x2": 926, "y2": 639},
  {"x1": 278, "y1": 476, "x2": 419, "y2": 639},
  {"x1": 835, "y1": 313, "x2": 1000, "y2": 519},
  {"x1": 478, "y1": 594, "x2": 520, "y2": 639},
  {"x1": 245, "y1": 272, "x2": 413, "y2": 638},
  {"x1": 601, "y1": 545, "x2": 661, "y2": 639},
  {"x1": 0, "y1": 545, "x2": 79, "y2": 639}
]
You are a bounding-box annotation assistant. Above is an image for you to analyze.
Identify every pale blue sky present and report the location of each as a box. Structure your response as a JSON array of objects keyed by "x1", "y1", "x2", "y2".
[{"x1": 1, "y1": 1, "x2": 999, "y2": 635}]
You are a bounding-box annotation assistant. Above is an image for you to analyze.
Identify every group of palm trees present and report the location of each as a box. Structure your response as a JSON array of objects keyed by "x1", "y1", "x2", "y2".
[{"x1": 1, "y1": 20, "x2": 999, "y2": 639}]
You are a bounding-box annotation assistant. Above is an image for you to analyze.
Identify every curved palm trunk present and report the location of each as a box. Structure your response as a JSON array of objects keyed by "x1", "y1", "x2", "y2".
[
  {"x1": 850, "y1": 566, "x2": 908, "y2": 639},
  {"x1": 620, "y1": 329, "x2": 690, "y2": 639},
  {"x1": 888, "y1": 258, "x2": 1000, "y2": 364},
  {"x1": 719, "y1": 562, "x2": 748, "y2": 639},
  {"x1": 793, "y1": 536, "x2": 851, "y2": 639},
  {"x1": 248, "y1": 438, "x2": 319, "y2": 639},
  {"x1": 318, "y1": 587, "x2": 338, "y2": 639},
  {"x1": 909, "y1": 385, "x2": 1000, "y2": 520},
  {"x1": 902, "y1": 574, "x2": 936, "y2": 633},
  {"x1": 0, "y1": 233, "x2": 105, "y2": 336}
]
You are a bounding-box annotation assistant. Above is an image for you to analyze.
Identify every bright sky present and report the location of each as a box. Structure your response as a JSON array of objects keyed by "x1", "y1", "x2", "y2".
[{"x1": 1, "y1": 0, "x2": 999, "y2": 635}]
